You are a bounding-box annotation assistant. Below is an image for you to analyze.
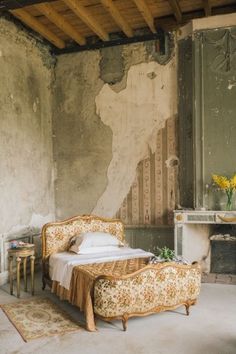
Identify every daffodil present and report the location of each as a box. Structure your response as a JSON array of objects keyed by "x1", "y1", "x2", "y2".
[
  {"x1": 212, "y1": 174, "x2": 236, "y2": 210},
  {"x1": 230, "y1": 174, "x2": 236, "y2": 189}
]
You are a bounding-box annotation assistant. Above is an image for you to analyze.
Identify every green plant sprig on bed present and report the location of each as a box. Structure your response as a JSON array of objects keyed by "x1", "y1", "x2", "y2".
[{"x1": 159, "y1": 246, "x2": 175, "y2": 261}]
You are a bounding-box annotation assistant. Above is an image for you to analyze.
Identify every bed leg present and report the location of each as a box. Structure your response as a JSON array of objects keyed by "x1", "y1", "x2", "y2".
[
  {"x1": 185, "y1": 303, "x2": 190, "y2": 316},
  {"x1": 122, "y1": 315, "x2": 128, "y2": 331}
]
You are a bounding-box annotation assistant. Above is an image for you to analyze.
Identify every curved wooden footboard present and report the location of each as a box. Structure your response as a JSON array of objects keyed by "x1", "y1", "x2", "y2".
[{"x1": 93, "y1": 262, "x2": 201, "y2": 331}]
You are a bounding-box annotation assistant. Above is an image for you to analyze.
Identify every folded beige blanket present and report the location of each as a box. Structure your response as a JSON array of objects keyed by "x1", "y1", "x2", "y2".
[{"x1": 51, "y1": 257, "x2": 149, "y2": 331}]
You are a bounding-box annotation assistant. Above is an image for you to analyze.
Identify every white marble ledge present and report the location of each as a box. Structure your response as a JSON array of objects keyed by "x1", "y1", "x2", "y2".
[{"x1": 174, "y1": 210, "x2": 236, "y2": 224}]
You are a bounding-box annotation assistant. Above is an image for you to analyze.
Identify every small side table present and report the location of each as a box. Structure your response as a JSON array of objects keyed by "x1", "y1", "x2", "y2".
[{"x1": 8, "y1": 246, "x2": 35, "y2": 298}]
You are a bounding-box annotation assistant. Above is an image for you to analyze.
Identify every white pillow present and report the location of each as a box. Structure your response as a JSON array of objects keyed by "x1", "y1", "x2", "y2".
[
  {"x1": 70, "y1": 245, "x2": 121, "y2": 254},
  {"x1": 69, "y1": 231, "x2": 123, "y2": 253}
]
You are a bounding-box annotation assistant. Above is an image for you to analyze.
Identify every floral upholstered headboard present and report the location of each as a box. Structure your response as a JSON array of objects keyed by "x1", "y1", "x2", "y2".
[{"x1": 41, "y1": 215, "x2": 125, "y2": 260}]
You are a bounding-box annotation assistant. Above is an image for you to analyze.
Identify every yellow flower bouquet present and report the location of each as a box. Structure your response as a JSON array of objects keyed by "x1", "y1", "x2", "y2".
[{"x1": 212, "y1": 174, "x2": 236, "y2": 210}]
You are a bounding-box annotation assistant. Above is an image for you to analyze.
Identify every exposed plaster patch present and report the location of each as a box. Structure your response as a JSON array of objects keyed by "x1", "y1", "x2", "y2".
[
  {"x1": 111, "y1": 43, "x2": 148, "y2": 93},
  {"x1": 32, "y1": 97, "x2": 40, "y2": 112},
  {"x1": 147, "y1": 71, "x2": 157, "y2": 79},
  {"x1": 165, "y1": 155, "x2": 179, "y2": 168},
  {"x1": 33, "y1": 102, "x2": 37, "y2": 112},
  {"x1": 228, "y1": 80, "x2": 236, "y2": 90},
  {"x1": 93, "y1": 59, "x2": 177, "y2": 217},
  {"x1": 211, "y1": 107, "x2": 219, "y2": 114},
  {"x1": 99, "y1": 46, "x2": 124, "y2": 84}
]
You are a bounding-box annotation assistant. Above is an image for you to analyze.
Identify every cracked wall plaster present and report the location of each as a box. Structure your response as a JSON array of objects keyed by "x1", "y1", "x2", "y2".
[
  {"x1": 93, "y1": 59, "x2": 177, "y2": 217},
  {"x1": 99, "y1": 46, "x2": 124, "y2": 84},
  {"x1": 0, "y1": 18, "x2": 55, "y2": 234},
  {"x1": 52, "y1": 41, "x2": 177, "y2": 220},
  {"x1": 52, "y1": 51, "x2": 112, "y2": 219}
]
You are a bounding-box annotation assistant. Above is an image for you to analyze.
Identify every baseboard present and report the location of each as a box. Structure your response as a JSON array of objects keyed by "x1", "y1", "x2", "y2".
[
  {"x1": 0, "y1": 271, "x2": 9, "y2": 286},
  {"x1": 202, "y1": 272, "x2": 236, "y2": 285}
]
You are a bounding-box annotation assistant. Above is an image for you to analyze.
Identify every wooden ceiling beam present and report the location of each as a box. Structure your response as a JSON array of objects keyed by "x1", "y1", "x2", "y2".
[
  {"x1": 63, "y1": 0, "x2": 109, "y2": 41},
  {"x1": 53, "y1": 30, "x2": 163, "y2": 55},
  {"x1": 132, "y1": 0, "x2": 156, "y2": 33},
  {"x1": 167, "y1": 0, "x2": 182, "y2": 23},
  {"x1": 0, "y1": 0, "x2": 55, "y2": 11},
  {"x1": 51, "y1": 2, "x2": 236, "y2": 54},
  {"x1": 100, "y1": 0, "x2": 133, "y2": 38},
  {"x1": 203, "y1": 0, "x2": 212, "y2": 17},
  {"x1": 35, "y1": 3, "x2": 85, "y2": 45},
  {"x1": 10, "y1": 8, "x2": 65, "y2": 48}
]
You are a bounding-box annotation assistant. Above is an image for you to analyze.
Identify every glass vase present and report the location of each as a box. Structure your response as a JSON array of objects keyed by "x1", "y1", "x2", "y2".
[{"x1": 226, "y1": 191, "x2": 233, "y2": 211}]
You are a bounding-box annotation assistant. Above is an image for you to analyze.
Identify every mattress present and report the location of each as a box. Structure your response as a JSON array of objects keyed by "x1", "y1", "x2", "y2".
[{"x1": 49, "y1": 247, "x2": 154, "y2": 290}]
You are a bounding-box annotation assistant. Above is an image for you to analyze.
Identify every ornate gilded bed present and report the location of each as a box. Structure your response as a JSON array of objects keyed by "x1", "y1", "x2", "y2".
[{"x1": 41, "y1": 215, "x2": 201, "y2": 331}]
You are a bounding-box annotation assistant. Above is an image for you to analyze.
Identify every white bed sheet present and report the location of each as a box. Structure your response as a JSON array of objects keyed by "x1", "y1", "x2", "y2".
[{"x1": 49, "y1": 247, "x2": 153, "y2": 290}]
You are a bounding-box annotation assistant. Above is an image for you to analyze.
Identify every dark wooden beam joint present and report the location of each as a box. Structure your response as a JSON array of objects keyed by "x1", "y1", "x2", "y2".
[
  {"x1": 53, "y1": 29, "x2": 168, "y2": 55},
  {"x1": 203, "y1": 0, "x2": 212, "y2": 17},
  {"x1": 156, "y1": 27, "x2": 166, "y2": 54},
  {"x1": 0, "y1": 0, "x2": 56, "y2": 11}
]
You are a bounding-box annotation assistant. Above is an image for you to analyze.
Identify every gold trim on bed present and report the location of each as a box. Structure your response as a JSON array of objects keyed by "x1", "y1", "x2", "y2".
[
  {"x1": 42, "y1": 215, "x2": 201, "y2": 331},
  {"x1": 42, "y1": 214, "x2": 125, "y2": 260},
  {"x1": 51, "y1": 259, "x2": 201, "y2": 331}
]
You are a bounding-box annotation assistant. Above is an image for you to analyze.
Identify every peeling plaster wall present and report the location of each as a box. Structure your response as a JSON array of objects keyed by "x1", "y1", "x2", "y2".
[
  {"x1": 94, "y1": 60, "x2": 177, "y2": 219},
  {"x1": 52, "y1": 51, "x2": 112, "y2": 219},
  {"x1": 53, "y1": 40, "x2": 177, "y2": 223},
  {"x1": 0, "y1": 18, "x2": 55, "y2": 236},
  {"x1": 116, "y1": 116, "x2": 178, "y2": 226}
]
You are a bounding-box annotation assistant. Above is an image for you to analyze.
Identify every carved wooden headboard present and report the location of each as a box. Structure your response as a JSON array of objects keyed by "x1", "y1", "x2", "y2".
[{"x1": 41, "y1": 214, "x2": 125, "y2": 260}]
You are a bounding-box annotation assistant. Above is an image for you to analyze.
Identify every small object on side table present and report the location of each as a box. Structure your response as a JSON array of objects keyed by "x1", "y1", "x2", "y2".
[{"x1": 8, "y1": 244, "x2": 35, "y2": 298}]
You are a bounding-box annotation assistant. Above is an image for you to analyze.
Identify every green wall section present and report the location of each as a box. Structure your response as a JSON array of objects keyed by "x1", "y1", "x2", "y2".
[
  {"x1": 197, "y1": 28, "x2": 236, "y2": 210},
  {"x1": 178, "y1": 25, "x2": 236, "y2": 210},
  {"x1": 178, "y1": 37, "x2": 194, "y2": 208},
  {"x1": 125, "y1": 226, "x2": 174, "y2": 255}
]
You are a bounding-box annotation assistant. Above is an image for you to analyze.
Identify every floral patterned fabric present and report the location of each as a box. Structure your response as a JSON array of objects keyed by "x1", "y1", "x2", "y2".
[
  {"x1": 43, "y1": 215, "x2": 124, "y2": 259},
  {"x1": 44, "y1": 216, "x2": 201, "y2": 330},
  {"x1": 94, "y1": 263, "x2": 201, "y2": 318},
  {"x1": 51, "y1": 257, "x2": 149, "y2": 331},
  {"x1": 51, "y1": 260, "x2": 201, "y2": 330}
]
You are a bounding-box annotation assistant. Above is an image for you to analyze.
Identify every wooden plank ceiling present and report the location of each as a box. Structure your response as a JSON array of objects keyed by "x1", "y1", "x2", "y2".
[{"x1": 1, "y1": 0, "x2": 236, "y2": 52}]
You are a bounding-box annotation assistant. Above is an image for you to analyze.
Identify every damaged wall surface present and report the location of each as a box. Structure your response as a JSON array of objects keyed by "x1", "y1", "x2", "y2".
[
  {"x1": 52, "y1": 50, "x2": 112, "y2": 219},
  {"x1": 53, "y1": 40, "x2": 178, "y2": 224},
  {"x1": 94, "y1": 60, "x2": 177, "y2": 221},
  {"x1": 1, "y1": 13, "x2": 236, "y2": 285},
  {"x1": 0, "y1": 18, "x2": 55, "y2": 237},
  {"x1": 116, "y1": 116, "x2": 178, "y2": 226}
]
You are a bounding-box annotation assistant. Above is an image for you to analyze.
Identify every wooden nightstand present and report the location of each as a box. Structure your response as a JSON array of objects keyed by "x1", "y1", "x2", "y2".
[{"x1": 8, "y1": 245, "x2": 35, "y2": 298}]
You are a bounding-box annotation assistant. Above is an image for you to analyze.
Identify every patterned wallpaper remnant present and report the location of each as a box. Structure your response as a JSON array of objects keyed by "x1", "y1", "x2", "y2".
[
  {"x1": 116, "y1": 116, "x2": 178, "y2": 226},
  {"x1": 93, "y1": 59, "x2": 177, "y2": 218}
]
